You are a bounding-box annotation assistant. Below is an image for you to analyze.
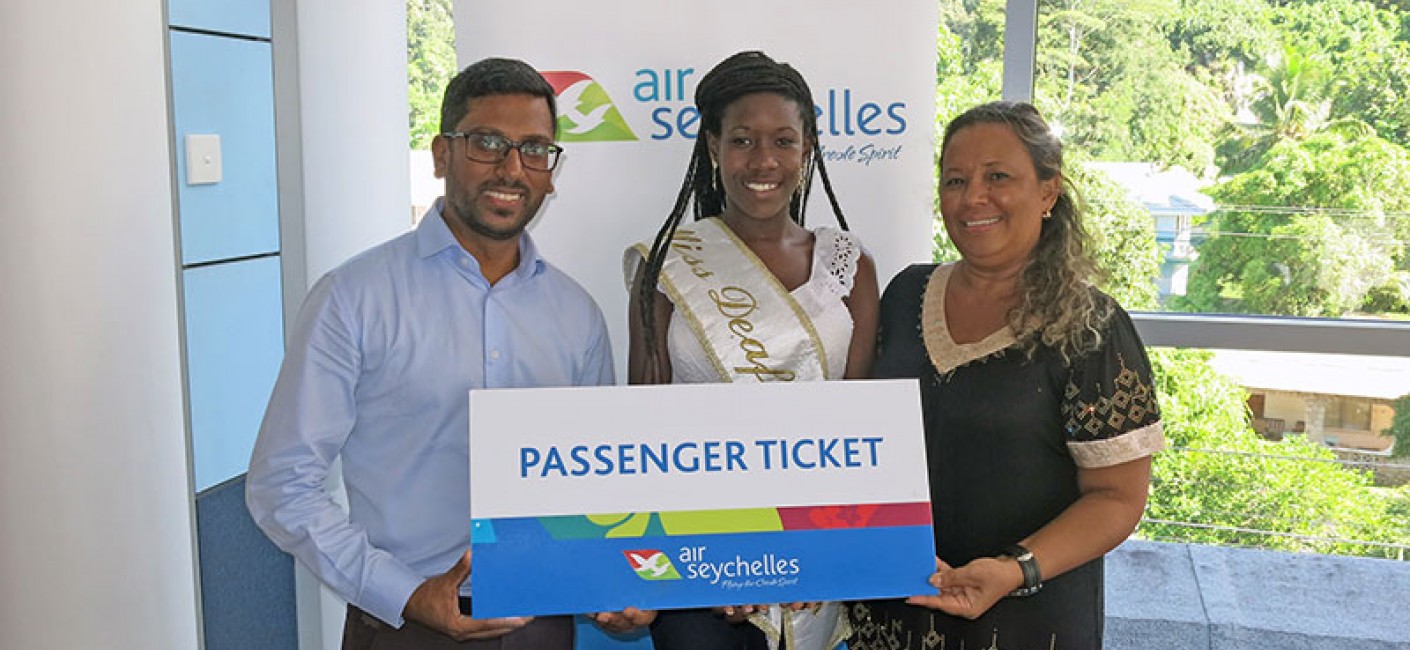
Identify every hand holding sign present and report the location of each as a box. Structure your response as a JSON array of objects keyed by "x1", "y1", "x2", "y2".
[
  {"x1": 403, "y1": 551, "x2": 532, "y2": 641},
  {"x1": 589, "y1": 607, "x2": 657, "y2": 634},
  {"x1": 906, "y1": 556, "x2": 1021, "y2": 621}
]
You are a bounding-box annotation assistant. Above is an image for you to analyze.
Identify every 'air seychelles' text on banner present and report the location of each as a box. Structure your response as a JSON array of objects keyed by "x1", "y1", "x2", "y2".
[{"x1": 468, "y1": 380, "x2": 936, "y2": 617}]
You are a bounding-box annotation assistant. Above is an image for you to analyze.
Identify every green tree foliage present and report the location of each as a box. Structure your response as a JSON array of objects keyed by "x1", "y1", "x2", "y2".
[
  {"x1": 1071, "y1": 158, "x2": 1163, "y2": 310},
  {"x1": 939, "y1": 0, "x2": 1006, "y2": 66},
  {"x1": 407, "y1": 0, "x2": 456, "y2": 150},
  {"x1": 1187, "y1": 1, "x2": 1410, "y2": 318},
  {"x1": 935, "y1": 19, "x2": 1002, "y2": 129},
  {"x1": 1388, "y1": 395, "x2": 1410, "y2": 458},
  {"x1": 1180, "y1": 131, "x2": 1410, "y2": 316},
  {"x1": 1362, "y1": 272, "x2": 1410, "y2": 314},
  {"x1": 1170, "y1": 0, "x2": 1278, "y2": 66},
  {"x1": 1216, "y1": 42, "x2": 1377, "y2": 174},
  {"x1": 1274, "y1": 0, "x2": 1410, "y2": 142},
  {"x1": 1144, "y1": 349, "x2": 1409, "y2": 558},
  {"x1": 1034, "y1": 0, "x2": 1228, "y2": 175}
]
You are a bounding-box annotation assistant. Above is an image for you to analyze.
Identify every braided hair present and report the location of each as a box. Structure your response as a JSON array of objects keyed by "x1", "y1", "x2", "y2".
[{"x1": 634, "y1": 51, "x2": 850, "y2": 376}]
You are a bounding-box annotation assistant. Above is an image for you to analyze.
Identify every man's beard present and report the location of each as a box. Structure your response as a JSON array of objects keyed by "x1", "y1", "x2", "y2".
[{"x1": 447, "y1": 182, "x2": 540, "y2": 241}]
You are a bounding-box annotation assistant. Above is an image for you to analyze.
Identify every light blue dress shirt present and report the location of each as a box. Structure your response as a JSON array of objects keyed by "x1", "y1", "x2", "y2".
[{"x1": 247, "y1": 199, "x2": 615, "y2": 627}]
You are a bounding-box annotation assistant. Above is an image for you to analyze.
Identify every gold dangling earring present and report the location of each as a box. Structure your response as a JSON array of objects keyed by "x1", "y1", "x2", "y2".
[
  {"x1": 1042, "y1": 210, "x2": 1052, "y2": 220},
  {"x1": 710, "y1": 157, "x2": 721, "y2": 197}
]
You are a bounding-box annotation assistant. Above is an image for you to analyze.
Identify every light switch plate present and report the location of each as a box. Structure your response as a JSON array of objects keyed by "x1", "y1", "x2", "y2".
[{"x1": 185, "y1": 133, "x2": 222, "y2": 185}]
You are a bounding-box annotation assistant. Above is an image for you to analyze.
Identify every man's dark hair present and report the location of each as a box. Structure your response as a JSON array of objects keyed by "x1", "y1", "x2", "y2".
[{"x1": 439, "y1": 58, "x2": 557, "y2": 134}]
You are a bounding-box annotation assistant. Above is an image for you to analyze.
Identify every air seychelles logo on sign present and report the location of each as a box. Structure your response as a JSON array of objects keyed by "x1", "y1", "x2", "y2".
[
  {"x1": 541, "y1": 66, "x2": 907, "y2": 166},
  {"x1": 628, "y1": 545, "x2": 802, "y2": 589},
  {"x1": 624, "y1": 549, "x2": 682, "y2": 581},
  {"x1": 541, "y1": 71, "x2": 638, "y2": 142}
]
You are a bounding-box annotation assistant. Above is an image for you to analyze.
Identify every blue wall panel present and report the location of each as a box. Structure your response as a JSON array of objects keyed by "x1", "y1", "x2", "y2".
[
  {"x1": 169, "y1": 0, "x2": 270, "y2": 38},
  {"x1": 170, "y1": 31, "x2": 279, "y2": 264},
  {"x1": 197, "y1": 475, "x2": 297, "y2": 650},
  {"x1": 184, "y1": 256, "x2": 284, "y2": 492}
]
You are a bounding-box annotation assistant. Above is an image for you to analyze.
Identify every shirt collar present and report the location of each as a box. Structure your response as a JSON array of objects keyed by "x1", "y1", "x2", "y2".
[
  {"x1": 416, "y1": 197, "x2": 546, "y2": 279},
  {"x1": 416, "y1": 198, "x2": 460, "y2": 258}
]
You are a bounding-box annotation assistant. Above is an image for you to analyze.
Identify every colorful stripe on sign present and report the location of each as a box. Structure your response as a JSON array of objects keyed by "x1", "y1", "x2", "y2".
[
  {"x1": 469, "y1": 502, "x2": 935, "y2": 618},
  {"x1": 514, "y1": 502, "x2": 930, "y2": 541}
]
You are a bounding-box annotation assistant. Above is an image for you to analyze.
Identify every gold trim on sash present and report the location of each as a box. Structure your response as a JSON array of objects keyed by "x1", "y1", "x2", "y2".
[
  {"x1": 629, "y1": 240, "x2": 732, "y2": 382},
  {"x1": 627, "y1": 218, "x2": 829, "y2": 382}
]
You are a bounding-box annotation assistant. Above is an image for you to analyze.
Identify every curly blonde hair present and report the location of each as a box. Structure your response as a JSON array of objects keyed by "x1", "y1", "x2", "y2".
[{"x1": 941, "y1": 101, "x2": 1113, "y2": 364}]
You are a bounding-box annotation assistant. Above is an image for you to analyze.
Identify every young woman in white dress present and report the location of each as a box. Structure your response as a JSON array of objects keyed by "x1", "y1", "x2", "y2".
[{"x1": 624, "y1": 50, "x2": 880, "y2": 650}]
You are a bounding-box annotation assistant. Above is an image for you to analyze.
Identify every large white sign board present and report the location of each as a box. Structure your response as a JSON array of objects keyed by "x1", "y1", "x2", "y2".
[{"x1": 469, "y1": 380, "x2": 935, "y2": 617}]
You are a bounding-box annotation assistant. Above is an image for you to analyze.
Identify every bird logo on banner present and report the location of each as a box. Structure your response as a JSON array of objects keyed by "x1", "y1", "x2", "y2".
[{"x1": 540, "y1": 70, "x2": 639, "y2": 142}]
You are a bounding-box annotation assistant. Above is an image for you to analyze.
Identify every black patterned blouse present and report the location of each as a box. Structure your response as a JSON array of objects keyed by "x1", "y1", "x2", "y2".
[{"x1": 850, "y1": 264, "x2": 1164, "y2": 650}]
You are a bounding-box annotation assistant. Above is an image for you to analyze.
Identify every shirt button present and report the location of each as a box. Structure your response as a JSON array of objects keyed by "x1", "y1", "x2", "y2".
[
  {"x1": 459, "y1": 258, "x2": 470, "y2": 268},
  {"x1": 490, "y1": 350, "x2": 501, "y2": 360}
]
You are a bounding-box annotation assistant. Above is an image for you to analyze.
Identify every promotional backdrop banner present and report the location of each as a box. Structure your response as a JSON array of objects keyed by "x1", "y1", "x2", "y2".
[
  {"x1": 468, "y1": 380, "x2": 934, "y2": 617},
  {"x1": 453, "y1": 0, "x2": 939, "y2": 380}
]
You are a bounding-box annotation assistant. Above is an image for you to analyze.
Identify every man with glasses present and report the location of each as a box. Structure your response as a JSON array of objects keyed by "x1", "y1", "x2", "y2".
[{"x1": 248, "y1": 58, "x2": 634, "y2": 648}]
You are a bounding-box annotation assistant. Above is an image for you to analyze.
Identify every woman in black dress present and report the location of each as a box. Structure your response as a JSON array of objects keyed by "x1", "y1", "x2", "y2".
[{"x1": 850, "y1": 102, "x2": 1165, "y2": 650}]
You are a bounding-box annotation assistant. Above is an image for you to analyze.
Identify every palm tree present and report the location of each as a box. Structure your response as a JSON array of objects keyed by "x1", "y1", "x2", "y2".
[{"x1": 1218, "y1": 43, "x2": 1373, "y2": 173}]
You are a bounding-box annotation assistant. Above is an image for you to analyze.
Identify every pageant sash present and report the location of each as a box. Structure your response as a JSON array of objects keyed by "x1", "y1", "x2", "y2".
[{"x1": 628, "y1": 217, "x2": 829, "y2": 382}]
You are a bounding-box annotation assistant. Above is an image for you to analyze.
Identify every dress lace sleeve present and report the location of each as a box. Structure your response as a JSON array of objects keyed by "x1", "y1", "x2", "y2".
[
  {"x1": 1061, "y1": 300, "x2": 1166, "y2": 468},
  {"x1": 815, "y1": 226, "x2": 861, "y2": 298}
]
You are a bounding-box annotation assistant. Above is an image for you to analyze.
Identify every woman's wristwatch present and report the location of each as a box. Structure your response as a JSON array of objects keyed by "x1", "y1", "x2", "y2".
[{"x1": 1001, "y1": 544, "x2": 1043, "y2": 597}]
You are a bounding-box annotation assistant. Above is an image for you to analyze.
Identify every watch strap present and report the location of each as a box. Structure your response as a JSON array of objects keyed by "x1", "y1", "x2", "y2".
[{"x1": 1001, "y1": 543, "x2": 1043, "y2": 597}]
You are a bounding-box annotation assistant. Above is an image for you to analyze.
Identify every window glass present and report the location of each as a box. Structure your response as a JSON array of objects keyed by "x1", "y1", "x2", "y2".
[
  {"x1": 1144, "y1": 347, "x2": 1410, "y2": 559},
  {"x1": 1025, "y1": 0, "x2": 1410, "y2": 323},
  {"x1": 954, "y1": 1, "x2": 1410, "y2": 560},
  {"x1": 407, "y1": 0, "x2": 456, "y2": 223},
  {"x1": 934, "y1": 0, "x2": 1006, "y2": 259},
  {"x1": 936, "y1": 0, "x2": 1005, "y2": 126}
]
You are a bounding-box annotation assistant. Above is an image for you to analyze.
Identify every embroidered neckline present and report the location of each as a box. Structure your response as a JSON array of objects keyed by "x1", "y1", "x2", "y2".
[{"x1": 921, "y1": 263, "x2": 1019, "y2": 375}]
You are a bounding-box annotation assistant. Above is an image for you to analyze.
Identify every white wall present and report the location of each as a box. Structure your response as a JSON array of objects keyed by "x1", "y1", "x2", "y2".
[
  {"x1": 290, "y1": 0, "x2": 413, "y2": 283},
  {"x1": 271, "y1": 2, "x2": 412, "y2": 649},
  {"x1": 0, "y1": 1, "x2": 200, "y2": 648}
]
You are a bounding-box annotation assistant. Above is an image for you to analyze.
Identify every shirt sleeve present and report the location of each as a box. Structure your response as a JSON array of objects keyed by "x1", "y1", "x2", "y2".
[
  {"x1": 1061, "y1": 302, "x2": 1166, "y2": 468},
  {"x1": 578, "y1": 301, "x2": 617, "y2": 387},
  {"x1": 245, "y1": 272, "x2": 423, "y2": 627}
]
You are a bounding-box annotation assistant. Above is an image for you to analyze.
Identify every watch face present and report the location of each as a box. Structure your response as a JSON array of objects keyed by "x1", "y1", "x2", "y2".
[{"x1": 1003, "y1": 544, "x2": 1033, "y2": 561}]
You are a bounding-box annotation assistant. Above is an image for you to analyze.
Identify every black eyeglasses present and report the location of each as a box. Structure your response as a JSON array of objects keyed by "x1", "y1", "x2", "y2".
[{"x1": 441, "y1": 131, "x2": 563, "y2": 171}]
